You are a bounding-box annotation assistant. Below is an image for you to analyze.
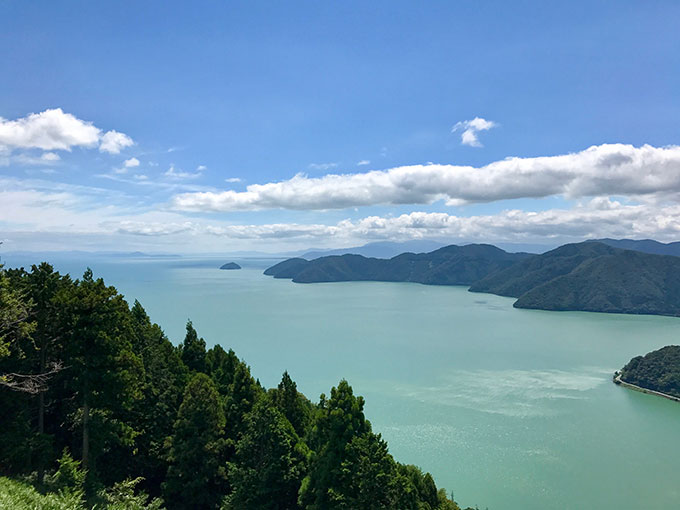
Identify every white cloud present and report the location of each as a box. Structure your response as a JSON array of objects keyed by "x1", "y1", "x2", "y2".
[
  {"x1": 308, "y1": 162, "x2": 338, "y2": 171},
  {"x1": 357, "y1": 160, "x2": 371, "y2": 166},
  {"x1": 99, "y1": 130, "x2": 134, "y2": 154},
  {"x1": 452, "y1": 117, "x2": 498, "y2": 147},
  {"x1": 101, "y1": 199, "x2": 680, "y2": 244},
  {"x1": 0, "y1": 109, "x2": 134, "y2": 156},
  {"x1": 225, "y1": 177, "x2": 243, "y2": 183},
  {"x1": 0, "y1": 108, "x2": 100, "y2": 151},
  {"x1": 197, "y1": 165, "x2": 207, "y2": 171},
  {"x1": 124, "y1": 157, "x2": 140, "y2": 168},
  {"x1": 170, "y1": 144, "x2": 680, "y2": 212},
  {"x1": 165, "y1": 164, "x2": 202, "y2": 180},
  {"x1": 12, "y1": 152, "x2": 61, "y2": 166}
]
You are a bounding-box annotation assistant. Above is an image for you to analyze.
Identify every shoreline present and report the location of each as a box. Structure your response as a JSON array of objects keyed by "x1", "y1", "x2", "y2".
[{"x1": 613, "y1": 373, "x2": 680, "y2": 403}]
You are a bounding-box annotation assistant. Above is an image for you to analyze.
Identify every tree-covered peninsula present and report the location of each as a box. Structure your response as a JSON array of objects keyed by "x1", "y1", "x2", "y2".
[
  {"x1": 265, "y1": 243, "x2": 530, "y2": 285},
  {"x1": 0, "y1": 263, "x2": 468, "y2": 510},
  {"x1": 266, "y1": 241, "x2": 680, "y2": 317},
  {"x1": 617, "y1": 346, "x2": 680, "y2": 399}
]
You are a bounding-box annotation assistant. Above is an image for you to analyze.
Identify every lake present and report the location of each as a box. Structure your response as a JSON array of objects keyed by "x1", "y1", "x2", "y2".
[{"x1": 5, "y1": 253, "x2": 680, "y2": 510}]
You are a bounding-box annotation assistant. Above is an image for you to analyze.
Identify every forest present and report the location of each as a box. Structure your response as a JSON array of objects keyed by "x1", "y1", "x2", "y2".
[
  {"x1": 0, "y1": 262, "x2": 468, "y2": 510},
  {"x1": 619, "y1": 345, "x2": 680, "y2": 398}
]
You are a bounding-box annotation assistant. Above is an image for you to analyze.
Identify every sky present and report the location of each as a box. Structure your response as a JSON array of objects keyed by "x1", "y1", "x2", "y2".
[{"x1": 1, "y1": 0, "x2": 680, "y2": 254}]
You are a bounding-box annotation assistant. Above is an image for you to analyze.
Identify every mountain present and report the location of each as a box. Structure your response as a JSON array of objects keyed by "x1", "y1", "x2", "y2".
[
  {"x1": 592, "y1": 238, "x2": 680, "y2": 256},
  {"x1": 471, "y1": 242, "x2": 680, "y2": 316},
  {"x1": 619, "y1": 346, "x2": 680, "y2": 398},
  {"x1": 301, "y1": 240, "x2": 447, "y2": 259},
  {"x1": 469, "y1": 242, "x2": 620, "y2": 298},
  {"x1": 265, "y1": 244, "x2": 531, "y2": 285}
]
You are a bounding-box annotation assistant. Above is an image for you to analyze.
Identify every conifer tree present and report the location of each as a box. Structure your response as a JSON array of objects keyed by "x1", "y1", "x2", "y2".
[
  {"x1": 226, "y1": 397, "x2": 306, "y2": 510},
  {"x1": 164, "y1": 372, "x2": 228, "y2": 510},
  {"x1": 55, "y1": 269, "x2": 143, "y2": 477},
  {"x1": 180, "y1": 320, "x2": 207, "y2": 373},
  {"x1": 271, "y1": 371, "x2": 312, "y2": 438},
  {"x1": 298, "y1": 380, "x2": 370, "y2": 510}
]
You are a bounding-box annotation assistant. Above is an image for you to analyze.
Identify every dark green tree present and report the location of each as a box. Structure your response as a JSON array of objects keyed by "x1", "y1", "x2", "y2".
[
  {"x1": 206, "y1": 344, "x2": 239, "y2": 395},
  {"x1": 224, "y1": 361, "x2": 260, "y2": 441},
  {"x1": 270, "y1": 371, "x2": 312, "y2": 438},
  {"x1": 164, "y1": 372, "x2": 227, "y2": 510},
  {"x1": 180, "y1": 320, "x2": 207, "y2": 373},
  {"x1": 331, "y1": 432, "x2": 399, "y2": 509},
  {"x1": 125, "y1": 300, "x2": 188, "y2": 495},
  {"x1": 225, "y1": 396, "x2": 306, "y2": 510},
  {"x1": 298, "y1": 380, "x2": 371, "y2": 510},
  {"x1": 54, "y1": 269, "x2": 144, "y2": 478}
]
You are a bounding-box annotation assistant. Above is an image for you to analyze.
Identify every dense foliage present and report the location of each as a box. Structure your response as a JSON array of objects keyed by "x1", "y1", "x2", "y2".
[
  {"x1": 620, "y1": 345, "x2": 680, "y2": 398},
  {"x1": 265, "y1": 244, "x2": 529, "y2": 285},
  {"x1": 470, "y1": 242, "x2": 680, "y2": 316},
  {"x1": 0, "y1": 263, "x2": 468, "y2": 509}
]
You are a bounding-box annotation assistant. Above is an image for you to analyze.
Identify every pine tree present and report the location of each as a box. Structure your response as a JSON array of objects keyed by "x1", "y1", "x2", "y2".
[
  {"x1": 224, "y1": 361, "x2": 260, "y2": 441},
  {"x1": 298, "y1": 380, "x2": 371, "y2": 510},
  {"x1": 226, "y1": 397, "x2": 306, "y2": 510},
  {"x1": 331, "y1": 432, "x2": 399, "y2": 509},
  {"x1": 54, "y1": 269, "x2": 144, "y2": 479},
  {"x1": 271, "y1": 371, "x2": 312, "y2": 438},
  {"x1": 180, "y1": 320, "x2": 207, "y2": 373},
  {"x1": 163, "y1": 372, "x2": 228, "y2": 510}
]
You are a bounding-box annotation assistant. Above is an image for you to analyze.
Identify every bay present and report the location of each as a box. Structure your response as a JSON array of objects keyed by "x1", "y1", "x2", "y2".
[{"x1": 5, "y1": 253, "x2": 680, "y2": 510}]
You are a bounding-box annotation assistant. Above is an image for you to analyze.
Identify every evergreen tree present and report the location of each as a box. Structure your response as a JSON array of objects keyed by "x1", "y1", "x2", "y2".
[
  {"x1": 224, "y1": 361, "x2": 260, "y2": 441},
  {"x1": 206, "y1": 344, "x2": 239, "y2": 395},
  {"x1": 331, "y1": 432, "x2": 399, "y2": 509},
  {"x1": 54, "y1": 269, "x2": 144, "y2": 478},
  {"x1": 164, "y1": 373, "x2": 227, "y2": 510},
  {"x1": 126, "y1": 301, "x2": 188, "y2": 495},
  {"x1": 225, "y1": 397, "x2": 306, "y2": 510},
  {"x1": 271, "y1": 371, "x2": 312, "y2": 438},
  {"x1": 298, "y1": 380, "x2": 370, "y2": 510},
  {"x1": 180, "y1": 320, "x2": 207, "y2": 373}
]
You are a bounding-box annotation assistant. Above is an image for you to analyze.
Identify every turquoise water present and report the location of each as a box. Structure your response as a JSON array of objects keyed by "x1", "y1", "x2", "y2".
[{"x1": 5, "y1": 254, "x2": 680, "y2": 510}]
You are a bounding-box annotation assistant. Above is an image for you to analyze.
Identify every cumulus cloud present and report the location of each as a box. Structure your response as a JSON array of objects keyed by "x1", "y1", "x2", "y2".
[
  {"x1": 99, "y1": 130, "x2": 134, "y2": 154},
  {"x1": 225, "y1": 177, "x2": 243, "y2": 183},
  {"x1": 124, "y1": 157, "x2": 140, "y2": 168},
  {"x1": 357, "y1": 160, "x2": 371, "y2": 166},
  {"x1": 106, "y1": 199, "x2": 680, "y2": 243},
  {"x1": 170, "y1": 144, "x2": 680, "y2": 212},
  {"x1": 0, "y1": 108, "x2": 134, "y2": 155},
  {"x1": 452, "y1": 117, "x2": 497, "y2": 147},
  {"x1": 0, "y1": 108, "x2": 100, "y2": 151}
]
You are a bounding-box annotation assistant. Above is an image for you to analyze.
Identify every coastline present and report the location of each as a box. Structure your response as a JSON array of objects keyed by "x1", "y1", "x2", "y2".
[{"x1": 613, "y1": 373, "x2": 680, "y2": 403}]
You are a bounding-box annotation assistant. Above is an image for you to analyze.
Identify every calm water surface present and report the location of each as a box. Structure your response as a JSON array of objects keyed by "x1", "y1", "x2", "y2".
[{"x1": 6, "y1": 253, "x2": 680, "y2": 510}]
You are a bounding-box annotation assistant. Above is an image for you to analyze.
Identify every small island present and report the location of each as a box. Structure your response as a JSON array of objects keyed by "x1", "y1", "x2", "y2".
[
  {"x1": 614, "y1": 345, "x2": 680, "y2": 401},
  {"x1": 219, "y1": 262, "x2": 241, "y2": 270}
]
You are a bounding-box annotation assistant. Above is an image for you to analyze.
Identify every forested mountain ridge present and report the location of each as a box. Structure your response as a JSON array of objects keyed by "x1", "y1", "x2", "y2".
[
  {"x1": 471, "y1": 242, "x2": 680, "y2": 316},
  {"x1": 267, "y1": 241, "x2": 680, "y2": 317},
  {"x1": 618, "y1": 346, "x2": 680, "y2": 399},
  {"x1": 265, "y1": 243, "x2": 531, "y2": 285},
  {"x1": 0, "y1": 263, "x2": 467, "y2": 510}
]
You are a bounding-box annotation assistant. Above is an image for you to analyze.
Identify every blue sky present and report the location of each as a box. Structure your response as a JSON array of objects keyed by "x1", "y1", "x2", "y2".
[{"x1": 1, "y1": 1, "x2": 680, "y2": 253}]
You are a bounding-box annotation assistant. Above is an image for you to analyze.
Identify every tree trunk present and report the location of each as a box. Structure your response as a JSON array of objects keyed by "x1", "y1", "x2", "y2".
[
  {"x1": 82, "y1": 397, "x2": 90, "y2": 471},
  {"x1": 37, "y1": 348, "x2": 45, "y2": 484}
]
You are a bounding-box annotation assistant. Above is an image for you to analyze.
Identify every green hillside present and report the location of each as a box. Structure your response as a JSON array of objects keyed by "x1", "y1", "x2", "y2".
[
  {"x1": 265, "y1": 244, "x2": 530, "y2": 285},
  {"x1": 619, "y1": 346, "x2": 680, "y2": 398}
]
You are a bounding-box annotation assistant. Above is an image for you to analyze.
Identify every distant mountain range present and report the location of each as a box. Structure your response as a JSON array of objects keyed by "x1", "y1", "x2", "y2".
[
  {"x1": 592, "y1": 238, "x2": 680, "y2": 256},
  {"x1": 266, "y1": 240, "x2": 680, "y2": 317},
  {"x1": 265, "y1": 244, "x2": 531, "y2": 285}
]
